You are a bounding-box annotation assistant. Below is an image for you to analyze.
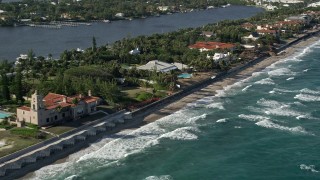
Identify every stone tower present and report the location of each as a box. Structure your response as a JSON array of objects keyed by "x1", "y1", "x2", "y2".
[
  {"x1": 31, "y1": 90, "x2": 44, "y2": 111},
  {"x1": 31, "y1": 90, "x2": 45, "y2": 125}
]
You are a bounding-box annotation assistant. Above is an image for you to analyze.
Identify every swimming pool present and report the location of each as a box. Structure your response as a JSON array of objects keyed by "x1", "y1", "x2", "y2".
[
  {"x1": 0, "y1": 111, "x2": 10, "y2": 119},
  {"x1": 177, "y1": 73, "x2": 192, "y2": 79}
]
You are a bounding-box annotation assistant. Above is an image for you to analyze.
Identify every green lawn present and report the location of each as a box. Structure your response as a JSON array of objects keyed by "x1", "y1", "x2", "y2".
[
  {"x1": 45, "y1": 112, "x2": 107, "y2": 135},
  {"x1": 0, "y1": 129, "x2": 52, "y2": 158},
  {"x1": 122, "y1": 87, "x2": 145, "y2": 99}
]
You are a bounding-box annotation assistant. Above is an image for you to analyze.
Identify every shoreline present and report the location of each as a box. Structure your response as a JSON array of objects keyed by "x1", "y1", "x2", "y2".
[{"x1": 21, "y1": 33, "x2": 320, "y2": 179}]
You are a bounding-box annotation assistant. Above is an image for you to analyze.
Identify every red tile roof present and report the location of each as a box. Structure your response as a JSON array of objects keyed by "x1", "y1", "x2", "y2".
[
  {"x1": 242, "y1": 22, "x2": 255, "y2": 29},
  {"x1": 257, "y1": 29, "x2": 277, "y2": 34},
  {"x1": 189, "y1": 42, "x2": 236, "y2": 50},
  {"x1": 17, "y1": 92, "x2": 100, "y2": 111},
  {"x1": 43, "y1": 93, "x2": 99, "y2": 109},
  {"x1": 17, "y1": 106, "x2": 30, "y2": 111}
]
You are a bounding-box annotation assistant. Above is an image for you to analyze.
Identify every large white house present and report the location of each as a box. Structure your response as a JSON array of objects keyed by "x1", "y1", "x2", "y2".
[{"x1": 137, "y1": 60, "x2": 178, "y2": 73}]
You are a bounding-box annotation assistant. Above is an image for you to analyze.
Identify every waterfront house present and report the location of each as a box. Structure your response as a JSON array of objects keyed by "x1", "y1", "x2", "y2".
[
  {"x1": 172, "y1": 62, "x2": 189, "y2": 71},
  {"x1": 157, "y1": 6, "x2": 170, "y2": 11},
  {"x1": 16, "y1": 90, "x2": 100, "y2": 126},
  {"x1": 207, "y1": 52, "x2": 230, "y2": 62},
  {"x1": 285, "y1": 14, "x2": 312, "y2": 25},
  {"x1": 115, "y1": 13, "x2": 125, "y2": 18},
  {"x1": 137, "y1": 60, "x2": 178, "y2": 73},
  {"x1": 201, "y1": 31, "x2": 215, "y2": 38},
  {"x1": 242, "y1": 32, "x2": 260, "y2": 42},
  {"x1": 241, "y1": 22, "x2": 255, "y2": 30},
  {"x1": 256, "y1": 29, "x2": 279, "y2": 37},
  {"x1": 188, "y1": 42, "x2": 236, "y2": 52}
]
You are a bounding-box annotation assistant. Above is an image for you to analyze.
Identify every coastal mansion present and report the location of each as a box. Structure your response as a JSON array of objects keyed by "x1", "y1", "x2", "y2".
[{"x1": 16, "y1": 90, "x2": 101, "y2": 126}]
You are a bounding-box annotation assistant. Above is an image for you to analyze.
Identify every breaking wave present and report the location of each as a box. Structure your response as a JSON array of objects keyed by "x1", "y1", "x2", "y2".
[
  {"x1": 242, "y1": 85, "x2": 252, "y2": 92},
  {"x1": 286, "y1": 77, "x2": 295, "y2": 81},
  {"x1": 255, "y1": 120, "x2": 311, "y2": 135},
  {"x1": 216, "y1": 118, "x2": 227, "y2": 123},
  {"x1": 144, "y1": 175, "x2": 173, "y2": 180},
  {"x1": 238, "y1": 114, "x2": 269, "y2": 122},
  {"x1": 300, "y1": 164, "x2": 319, "y2": 173},
  {"x1": 294, "y1": 94, "x2": 320, "y2": 102},
  {"x1": 254, "y1": 78, "x2": 275, "y2": 85},
  {"x1": 206, "y1": 102, "x2": 225, "y2": 110},
  {"x1": 268, "y1": 68, "x2": 296, "y2": 77},
  {"x1": 300, "y1": 88, "x2": 320, "y2": 95}
]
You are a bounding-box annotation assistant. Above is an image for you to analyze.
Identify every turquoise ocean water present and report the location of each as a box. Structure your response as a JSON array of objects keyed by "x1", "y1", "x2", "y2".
[{"x1": 29, "y1": 40, "x2": 320, "y2": 180}]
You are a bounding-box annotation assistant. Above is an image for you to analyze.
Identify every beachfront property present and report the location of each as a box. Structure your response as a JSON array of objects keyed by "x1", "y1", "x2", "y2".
[
  {"x1": 249, "y1": 0, "x2": 303, "y2": 5},
  {"x1": 201, "y1": 31, "x2": 215, "y2": 38},
  {"x1": 242, "y1": 22, "x2": 255, "y2": 30},
  {"x1": 285, "y1": 14, "x2": 312, "y2": 25},
  {"x1": 137, "y1": 60, "x2": 178, "y2": 72},
  {"x1": 242, "y1": 32, "x2": 260, "y2": 42},
  {"x1": 16, "y1": 90, "x2": 101, "y2": 126},
  {"x1": 207, "y1": 52, "x2": 231, "y2": 62},
  {"x1": 188, "y1": 42, "x2": 236, "y2": 52},
  {"x1": 256, "y1": 29, "x2": 279, "y2": 36}
]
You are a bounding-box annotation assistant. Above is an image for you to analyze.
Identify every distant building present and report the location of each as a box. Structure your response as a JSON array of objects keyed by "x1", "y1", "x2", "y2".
[
  {"x1": 256, "y1": 29, "x2": 279, "y2": 36},
  {"x1": 157, "y1": 6, "x2": 170, "y2": 11},
  {"x1": 115, "y1": 13, "x2": 124, "y2": 18},
  {"x1": 172, "y1": 62, "x2": 189, "y2": 70},
  {"x1": 137, "y1": 60, "x2": 178, "y2": 73},
  {"x1": 241, "y1": 22, "x2": 255, "y2": 30},
  {"x1": 189, "y1": 42, "x2": 236, "y2": 52},
  {"x1": 201, "y1": 31, "x2": 215, "y2": 38},
  {"x1": 207, "y1": 52, "x2": 230, "y2": 62},
  {"x1": 16, "y1": 91, "x2": 101, "y2": 126},
  {"x1": 285, "y1": 14, "x2": 312, "y2": 25},
  {"x1": 242, "y1": 32, "x2": 260, "y2": 41},
  {"x1": 129, "y1": 48, "x2": 140, "y2": 55}
]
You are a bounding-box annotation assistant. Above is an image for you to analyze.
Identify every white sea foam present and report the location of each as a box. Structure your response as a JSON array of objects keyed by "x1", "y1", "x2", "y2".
[
  {"x1": 238, "y1": 114, "x2": 269, "y2": 122},
  {"x1": 300, "y1": 88, "x2": 320, "y2": 95},
  {"x1": 268, "y1": 68, "x2": 296, "y2": 77},
  {"x1": 271, "y1": 88, "x2": 297, "y2": 94},
  {"x1": 254, "y1": 78, "x2": 275, "y2": 85},
  {"x1": 216, "y1": 118, "x2": 227, "y2": 123},
  {"x1": 300, "y1": 164, "x2": 319, "y2": 173},
  {"x1": 264, "y1": 107, "x2": 302, "y2": 117},
  {"x1": 144, "y1": 175, "x2": 173, "y2": 180},
  {"x1": 64, "y1": 175, "x2": 78, "y2": 180},
  {"x1": 296, "y1": 115, "x2": 311, "y2": 120},
  {"x1": 242, "y1": 85, "x2": 252, "y2": 92},
  {"x1": 251, "y1": 71, "x2": 265, "y2": 78},
  {"x1": 286, "y1": 77, "x2": 295, "y2": 81},
  {"x1": 206, "y1": 102, "x2": 225, "y2": 110},
  {"x1": 159, "y1": 127, "x2": 199, "y2": 140},
  {"x1": 269, "y1": 90, "x2": 275, "y2": 94},
  {"x1": 294, "y1": 94, "x2": 320, "y2": 102},
  {"x1": 234, "y1": 126, "x2": 242, "y2": 129},
  {"x1": 257, "y1": 99, "x2": 308, "y2": 118},
  {"x1": 303, "y1": 69, "x2": 309, "y2": 72},
  {"x1": 30, "y1": 109, "x2": 207, "y2": 180},
  {"x1": 257, "y1": 98, "x2": 285, "y2": 108},
  {"x1": 255, "y1": 120, "x2": 310, "y2": 135}
]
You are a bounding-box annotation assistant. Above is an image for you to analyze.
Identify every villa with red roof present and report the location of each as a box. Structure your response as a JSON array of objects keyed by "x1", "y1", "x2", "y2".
[
  {"x1": 16, "y1": 90, "x2": 101, "y2": 126},
  {"x1": 189, "y1": 42, "x2": 236, "y2": 52}
]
